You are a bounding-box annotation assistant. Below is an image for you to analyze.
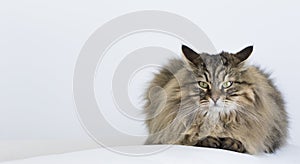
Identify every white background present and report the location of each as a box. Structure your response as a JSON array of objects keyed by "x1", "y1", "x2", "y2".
[{"x1": 1, "y1": 0, "x2": 300, "y2": 161}]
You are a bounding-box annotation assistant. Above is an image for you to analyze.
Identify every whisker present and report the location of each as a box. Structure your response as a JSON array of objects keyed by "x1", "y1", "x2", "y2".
[
  {"x1": 229, "y1": 101, "x2": 260, "y2": 123},
  {"x1": 187, "y1": 94, "x2": 200, "y2": 97},
  {"x1": 174, "y1": 105, "x2": 199, "y2": 120}
]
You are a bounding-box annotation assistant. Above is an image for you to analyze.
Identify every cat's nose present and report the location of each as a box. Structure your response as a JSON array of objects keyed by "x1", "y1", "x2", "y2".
[{"x1": 211, "y1": 95, "x2": 220, "y2": 104}]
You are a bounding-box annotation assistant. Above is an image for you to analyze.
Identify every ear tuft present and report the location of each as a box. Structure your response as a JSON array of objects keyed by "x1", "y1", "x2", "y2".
[
  {"x1": 181, "y1": 45, "x2": 203, "y2": 67},
  {"x1": 234, "y1": 45, "x2": 253, "y2": 62}
]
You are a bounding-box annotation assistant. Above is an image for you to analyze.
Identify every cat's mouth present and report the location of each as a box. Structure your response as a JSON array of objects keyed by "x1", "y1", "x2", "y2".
[
  {"x1": 209, "y1": 98, "x2": 225, "y2": 106},
  {"x1": 199, "y1": 98, "x2": 235, "y2": 112},
  {"x1": 209, "y1": 99, "x2": 226, "y2": 110}
]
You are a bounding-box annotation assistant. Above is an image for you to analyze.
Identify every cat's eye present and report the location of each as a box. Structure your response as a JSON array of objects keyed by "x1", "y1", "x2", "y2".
[
  {"x1": 222, "y1": 81, "x2": 233, "y2": 88},
  {"x1": 198, "y1": 81, "x2": 209, "y2": 89}
]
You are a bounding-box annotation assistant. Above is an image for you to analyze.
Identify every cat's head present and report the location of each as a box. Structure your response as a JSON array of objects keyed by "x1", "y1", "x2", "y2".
[{"x1": 181, "y1": 45, "x2": 254, "y2": 112}]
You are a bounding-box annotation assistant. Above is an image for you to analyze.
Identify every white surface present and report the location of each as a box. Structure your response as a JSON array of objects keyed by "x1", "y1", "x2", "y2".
[
  {"x1": 2, "y1": 145, "x2": 300, "y2": 164},
  {"x1": 0, "y1": 140, "x2": 97, "y2": 162},
  {"x1": 1, "y1": 0, "x2": 300, "y2": 161}
]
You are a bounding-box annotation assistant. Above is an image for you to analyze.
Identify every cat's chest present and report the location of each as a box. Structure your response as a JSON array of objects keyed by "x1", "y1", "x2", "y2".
[{"x1": 201, "y1": 111, "x2": 227, "y2": 135}]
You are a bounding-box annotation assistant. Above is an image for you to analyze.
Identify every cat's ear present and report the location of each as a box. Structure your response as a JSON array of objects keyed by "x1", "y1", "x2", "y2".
[
  {"x1": 181, "y1": 45, "x2": 204, "y2": 68},
  {"x1": 234, "y1": 45, "x2": 253, "y2": 63}
]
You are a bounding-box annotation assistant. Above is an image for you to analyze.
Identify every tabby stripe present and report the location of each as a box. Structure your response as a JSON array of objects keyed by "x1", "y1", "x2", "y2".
[
  {"x1": 215, "y1": 67, "x2": 225, "y2": 79},
  {"x1": 235, "y1": 81, "x2": 252, "y2": 86},
  {"x1": 242, "y1": 93, "x2": 254, "y2": 102},
  {"x1": 204, "y1": 71, "x2": 209, "y2": 82},
  {"x1": 229, "y1": 93, "x2": 253, "y2": 103}
]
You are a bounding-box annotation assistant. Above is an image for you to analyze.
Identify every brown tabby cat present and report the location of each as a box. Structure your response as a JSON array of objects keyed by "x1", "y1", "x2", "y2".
[{"x1": 144, "y1": 45, "x2": 288, "y2": 154}]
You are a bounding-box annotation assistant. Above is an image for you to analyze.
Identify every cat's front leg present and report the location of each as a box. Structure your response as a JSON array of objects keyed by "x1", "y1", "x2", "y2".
[
  {"x1": 219, "y1": 137, "x2": 246, "y2": 153},
  {"x1": 196, "y1": 136, "x2": 221, "y2": 148}
]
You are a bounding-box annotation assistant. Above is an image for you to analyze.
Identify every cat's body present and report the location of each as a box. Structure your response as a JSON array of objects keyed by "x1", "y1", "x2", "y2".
[{"x1": 144, "y1": 45, "x2": 288, "y2": 154}]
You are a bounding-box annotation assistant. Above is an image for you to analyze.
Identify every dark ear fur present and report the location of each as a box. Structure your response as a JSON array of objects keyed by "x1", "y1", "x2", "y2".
[
  {"x1": 221, "y1": 45, "x2": 253, "y2": 66},
  {"x1": 234, "y1": 46, "x2": 253, "y2": 63},
  {"x1": 181, "y1": 45, "x2": 204, "y2": 67}
]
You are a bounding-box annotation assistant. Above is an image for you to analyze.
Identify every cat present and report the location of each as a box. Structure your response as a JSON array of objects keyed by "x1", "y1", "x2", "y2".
[{"x1": 143, "y1": 45, "x2": 288, "y2": 154}]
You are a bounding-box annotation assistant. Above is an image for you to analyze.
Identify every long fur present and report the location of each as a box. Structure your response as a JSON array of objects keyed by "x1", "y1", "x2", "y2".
[{"x1": 143, "y1": 46, "x2": 288, "y2": 154}]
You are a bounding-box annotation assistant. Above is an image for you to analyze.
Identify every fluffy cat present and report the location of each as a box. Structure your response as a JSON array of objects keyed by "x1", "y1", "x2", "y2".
[{"x1": 144, "y1": 45, "x2": 288, "y2": 154}]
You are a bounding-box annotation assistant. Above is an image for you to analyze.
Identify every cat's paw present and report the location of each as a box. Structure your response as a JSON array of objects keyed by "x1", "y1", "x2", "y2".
[
  {"x1": 196, "y1": 136, "x2": 221, "y2": 148},
  {"x1": 219, "y1": 137, "x2": 246, "y2": 153}
]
